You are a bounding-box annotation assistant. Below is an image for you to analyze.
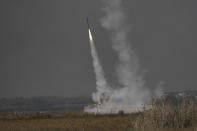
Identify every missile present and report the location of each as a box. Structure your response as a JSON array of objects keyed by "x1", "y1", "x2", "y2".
[{"x1": 86, "y1": 18, "x2": 90, "y2": 29}]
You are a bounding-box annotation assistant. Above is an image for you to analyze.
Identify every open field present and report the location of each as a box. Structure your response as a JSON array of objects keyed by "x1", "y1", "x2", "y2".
[
  {"x1": 0, "y1": 113, "x2": 133, "y2": 131},
  {"x1": 0, "y1": 113, "x2": 196, "y2": 131},
  {"x1": 0, "y1": 100, "x2": 197, "y2": 131}
]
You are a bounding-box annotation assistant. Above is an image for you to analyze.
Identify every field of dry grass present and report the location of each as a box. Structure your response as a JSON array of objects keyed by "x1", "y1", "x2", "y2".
[{"x1": 0, "y1": 100, "x2": 197, "y2": 131}]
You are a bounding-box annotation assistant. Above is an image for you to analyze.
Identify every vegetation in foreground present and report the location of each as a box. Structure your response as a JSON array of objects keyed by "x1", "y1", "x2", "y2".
[{"x1": 0, "y1": 100, "x2": 197, "y2": 131}]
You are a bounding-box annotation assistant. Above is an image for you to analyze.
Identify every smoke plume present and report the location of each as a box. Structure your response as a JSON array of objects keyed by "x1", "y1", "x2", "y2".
[
  {"x1": 85, "y1": 0, "x2": 162, "y2": 113},
  {"x1": 88, "y1": 29, "x2": 112, "y2": 105}
]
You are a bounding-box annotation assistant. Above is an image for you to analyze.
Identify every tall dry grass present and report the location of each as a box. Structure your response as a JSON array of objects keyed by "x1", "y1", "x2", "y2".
[{"x1": 134, "y1": 99, "x2": 197, "y2": 130}]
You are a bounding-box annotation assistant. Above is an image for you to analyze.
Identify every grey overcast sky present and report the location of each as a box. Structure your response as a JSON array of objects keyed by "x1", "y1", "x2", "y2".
[{"x1": 0, "y1": 0, "x2": 196, "y2": 97}]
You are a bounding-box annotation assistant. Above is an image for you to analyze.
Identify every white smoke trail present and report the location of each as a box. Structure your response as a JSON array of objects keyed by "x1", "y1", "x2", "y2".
[
  {"x1": 85, "y1": 0, "x2": 162, "y2": 113},
  {"x1": 86, "y1": 29, "x2": 112, "y2": 111}
]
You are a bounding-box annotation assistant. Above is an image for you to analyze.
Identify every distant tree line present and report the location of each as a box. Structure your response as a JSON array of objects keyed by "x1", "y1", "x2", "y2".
[
  {"x1": 0, "y1": 90, "x2": 196, "y2": 113},
  {"x1": 0, "y1": 96, "x2": 93, "y2": 113}
]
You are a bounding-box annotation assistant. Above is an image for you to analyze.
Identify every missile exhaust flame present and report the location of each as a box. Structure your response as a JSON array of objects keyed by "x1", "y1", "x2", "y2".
[{"x1": 88, "y1": 29, "x2": 93, "y2": 43}]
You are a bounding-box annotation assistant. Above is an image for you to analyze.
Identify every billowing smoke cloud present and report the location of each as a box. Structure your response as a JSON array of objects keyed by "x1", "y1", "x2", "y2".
[{"x1": 85, "y1": 0, "x2": 162, "y2": 113}]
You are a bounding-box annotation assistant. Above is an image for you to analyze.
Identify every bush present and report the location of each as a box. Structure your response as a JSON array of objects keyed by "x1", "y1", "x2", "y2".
[{"x1": 118, "y1": 110, "x2": 124, "y2": 115}]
